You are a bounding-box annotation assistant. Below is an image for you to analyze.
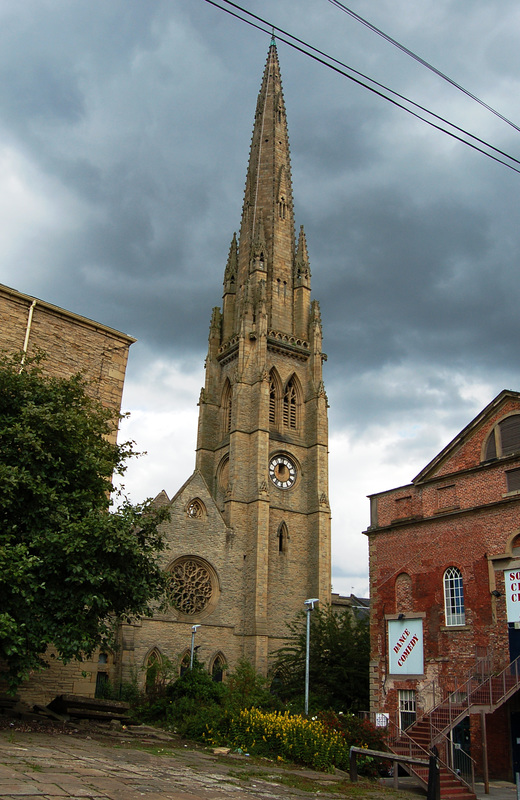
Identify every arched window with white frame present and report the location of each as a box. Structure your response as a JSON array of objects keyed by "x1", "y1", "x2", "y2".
[{"x1": 444, "y1": 566, "x2": 465, "y2": 626}]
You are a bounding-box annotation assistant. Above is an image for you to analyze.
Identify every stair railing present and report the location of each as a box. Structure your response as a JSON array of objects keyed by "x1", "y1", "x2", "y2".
[
  {"x1": 385, "y1": 716, "x2": 475, "y2": 794},
  {"x1": 427, "y1": 654, "x2": 520, "y2": 741}
]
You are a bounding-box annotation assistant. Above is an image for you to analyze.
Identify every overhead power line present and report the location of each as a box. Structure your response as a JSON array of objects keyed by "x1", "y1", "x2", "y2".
[
  {"x1": 202, "y1": 0, "x2": 520, "y2": 175},
  {"x1": 326, "y1": 0, "x2": 520, "y2": 134}
]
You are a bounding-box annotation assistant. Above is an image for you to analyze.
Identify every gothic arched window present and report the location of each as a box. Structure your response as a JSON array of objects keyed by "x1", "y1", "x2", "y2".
[
  {"x1": 222, "y1": 380, "x2": 232, "y2": 435},
  {"x1": 283, "y1": 376, "x2": 299, "y2": 429},
  {"x1": 210, "y1": 652, "x2": 227, "y2": 682},
  {"x1": 269, "y1": 369, "x2": 282, "y2": 428},
  {"x1": 278, "y1": 522, "x2": 288, "y2": 553},
  {"x1": 444, "y1": 567, "x2": 465, "y2": 626},
  {"x1": 144, "y1": 648, "x2": 162, "y2": 695},
  {"x1": 179, "y1": 649, "x2": 190, "y2": 676}
]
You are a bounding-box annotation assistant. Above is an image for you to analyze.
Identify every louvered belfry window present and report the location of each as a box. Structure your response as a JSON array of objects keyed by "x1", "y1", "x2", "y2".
[
  {"x1": 499, "y1": 415, "x2": 520, "y2": 456},
  {"x1": 485, "y1": 430, "x2": 497, "y2": 460},
  {"x1": 484, "y1": 414, "x2": 520, "y2": 460},
  {"x1": 507, "y1": 467, "x2": 520, "y2": 493},
  {"x1": 269, "y1": 377, "x2": 277, "y2": 426},
  {"x1": 222, "y1": 381, "x2": 232, "y2": 435},
  {"x1": 283, "y1": 378, "x2": 297, "y2": 429}
]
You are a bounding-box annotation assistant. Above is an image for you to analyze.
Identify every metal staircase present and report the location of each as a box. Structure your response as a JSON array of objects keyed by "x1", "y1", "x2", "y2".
[{"x1": 385, "y1": 654, "x2": 520, "y2": 800}]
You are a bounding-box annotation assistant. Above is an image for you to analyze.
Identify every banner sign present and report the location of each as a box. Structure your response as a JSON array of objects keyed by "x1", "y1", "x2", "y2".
[
  {"x1": 388, "y1": 618, "x2": 424, "y2": 675},
  {"x1": 504, "y1": 570, "x2": 520, "y2": 622}
]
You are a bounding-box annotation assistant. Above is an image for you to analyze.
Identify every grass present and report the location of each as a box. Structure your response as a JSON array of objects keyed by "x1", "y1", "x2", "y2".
[{"x1": 23, "y1": 761, "x2": 43, "y2": 772}]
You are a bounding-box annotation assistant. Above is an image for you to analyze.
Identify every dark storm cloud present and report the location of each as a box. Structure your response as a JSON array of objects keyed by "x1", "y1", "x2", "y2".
[{"x1": 2, "y1": 1, "x2": 520, "y2": 583}]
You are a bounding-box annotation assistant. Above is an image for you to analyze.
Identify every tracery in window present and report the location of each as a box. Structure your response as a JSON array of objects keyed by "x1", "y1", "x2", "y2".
[
  {"x1": 166, "y1": 557, "x2": 217, "y2": 616},
  {"x1": 283, "y1": 375, "x2": 300, "y2": 429},
  {"x1": 444, "y1": 566, "x2": 465, "y2": 626},
  {"x1": 186, "y1": 498, "x2": 205, "y2": 519}
]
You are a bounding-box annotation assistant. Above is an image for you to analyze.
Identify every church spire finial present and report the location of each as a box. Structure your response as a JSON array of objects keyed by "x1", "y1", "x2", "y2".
[{"x1": 235, "y1": 44, "x2": 296, "y2": 332}]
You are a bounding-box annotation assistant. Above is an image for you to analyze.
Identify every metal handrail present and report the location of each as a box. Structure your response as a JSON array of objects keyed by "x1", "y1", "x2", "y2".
[
  {"x1": 425, "y1": 654, "x2": 520, "y2": 741},
  {"x1": 417, "y1": 647, "x2": 493, "y2": 716},
  {"x1": 385, "y1": 716, "x2": 475, "y2": 793}
]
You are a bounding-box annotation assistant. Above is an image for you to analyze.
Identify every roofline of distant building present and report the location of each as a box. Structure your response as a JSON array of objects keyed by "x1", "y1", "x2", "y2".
[{"x1": 0, "y1": 283, "x2": 136, "y2": 344}]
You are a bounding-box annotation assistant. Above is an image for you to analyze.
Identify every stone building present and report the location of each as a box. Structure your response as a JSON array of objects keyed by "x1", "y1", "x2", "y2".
[
  {"x1": 116, "y1": 42, "x2": 332, "y2": 686},
  {"x1": 0, "y1": 283, "x2": 135, "y2": 703},
  {"x1": 0, "y1": 283, "x2": 134, "y2": 437},
  {"x1": 367, "y1": 390, "x2": 520, "y2": 787}
]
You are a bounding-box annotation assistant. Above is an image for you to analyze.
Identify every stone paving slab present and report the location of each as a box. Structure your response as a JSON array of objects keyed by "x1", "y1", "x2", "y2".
[{"x1": 0, "y1": 727, "x2": 426, "y2": 800}]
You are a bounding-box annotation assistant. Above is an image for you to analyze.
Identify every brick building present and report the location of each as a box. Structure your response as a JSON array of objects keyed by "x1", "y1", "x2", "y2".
[
  {"x1": 116, "y1": 42, "x2": 332, "y2": 687},
  {"x1": 367, "y1": 389, "x2": 520, "y2": 788},
  {"x1": 0, "y1": 282, "x2": 135, "y2": 703}
]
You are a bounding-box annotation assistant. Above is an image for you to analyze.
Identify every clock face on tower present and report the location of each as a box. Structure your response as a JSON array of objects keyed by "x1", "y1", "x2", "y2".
[{"x1": 269, "y1": 454, "x2": 297, "y2": 489}]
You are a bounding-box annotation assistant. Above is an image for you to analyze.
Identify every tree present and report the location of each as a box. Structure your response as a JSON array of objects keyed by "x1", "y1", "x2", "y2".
[
  {"x1": 0, "y1": 354, "x2": 169, "y2": 691},
  {"x1": 270, "y1": 604, "x2": 370, "y2": 713}
]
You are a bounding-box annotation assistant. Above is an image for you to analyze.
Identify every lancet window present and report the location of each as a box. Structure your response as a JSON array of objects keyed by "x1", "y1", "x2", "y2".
[
  {"x1": 222, "y1": 380, "x2": 232, "y2": 435},
  {"x1": 283, "y1": 376, "x2": 299, "y2": 429},
  {"x1": 278, "y1": 522, "x2": 288, "y2": 553},
  {"x1": 211, "y1": 652, "x2": 227, "y2": 682},
  {"x1": 269, "y1": 369, "x2": 281, "y2": 428}
]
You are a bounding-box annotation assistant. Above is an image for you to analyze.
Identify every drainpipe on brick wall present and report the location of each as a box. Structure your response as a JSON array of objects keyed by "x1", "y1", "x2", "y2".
[{"x1": 19, "y1": 299, "x2": 37, "y2": 373}]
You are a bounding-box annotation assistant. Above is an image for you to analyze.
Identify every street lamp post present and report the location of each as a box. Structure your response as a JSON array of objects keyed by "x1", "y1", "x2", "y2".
[
  {"x1": 190, "y1": 624, "x2": 201, "y2": 669},
  {"x1": 304, "y1": 598, "x2": 319, "y2": 716}
]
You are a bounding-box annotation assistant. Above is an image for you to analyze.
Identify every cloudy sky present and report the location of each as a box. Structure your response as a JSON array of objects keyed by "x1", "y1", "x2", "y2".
[{"x1": 2, "y1": 0, "x2": 520, "y2": 597}]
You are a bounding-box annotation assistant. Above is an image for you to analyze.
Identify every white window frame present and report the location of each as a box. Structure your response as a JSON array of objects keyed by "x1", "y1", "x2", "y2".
[
  {"x1": 398, "y1": 689, "x2": 416, "y2": 730},
  {"x1": 444, "y1": 566, "x2": 465, "y2": 626}
]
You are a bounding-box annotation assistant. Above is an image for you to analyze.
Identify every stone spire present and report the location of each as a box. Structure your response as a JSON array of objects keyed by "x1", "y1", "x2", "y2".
[{"x1": 235, "y1": 43, "x2": 296, "y2": 334}]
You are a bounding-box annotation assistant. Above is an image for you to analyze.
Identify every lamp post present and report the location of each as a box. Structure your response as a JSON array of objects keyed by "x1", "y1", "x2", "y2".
[
  {"x1": 190, "y1": 624, "x2": 201, "y2": 669},
  {"x1": 304, "y1": 598, "x2": 319, "y2": 716}
]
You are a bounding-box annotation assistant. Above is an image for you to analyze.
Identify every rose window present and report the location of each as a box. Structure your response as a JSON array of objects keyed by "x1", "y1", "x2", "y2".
[{"x1": 167, "y1": 558, "x2": 215, "y2": 615}]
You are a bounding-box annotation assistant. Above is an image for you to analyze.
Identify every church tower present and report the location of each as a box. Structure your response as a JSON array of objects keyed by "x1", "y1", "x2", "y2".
[
  {"x1": 117, "y1": 43, "x2": 332, "y2": 685},
  {"x1": 195, "y1": 42, "x2": 331, "y2": 672}
]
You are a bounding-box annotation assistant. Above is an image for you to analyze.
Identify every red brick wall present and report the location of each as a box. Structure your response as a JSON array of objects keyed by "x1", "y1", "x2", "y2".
[{"x1": 368, "y1": 394, "x2": 520, "y2": 781}]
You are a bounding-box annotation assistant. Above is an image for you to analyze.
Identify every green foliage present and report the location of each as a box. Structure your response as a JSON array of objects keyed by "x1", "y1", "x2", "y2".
[
  {"x1": 160, "y1": 660, "x2": 229, "y2": 738},
  {"x1": 225, "y1": 658, "x2": 282, "y2": 714},
  {"x1": 0, "y1": 354, "x2": 169, "y2": 691},
  {"x1": 270, "y1": 605, "x2": 370, "y2": 713},
  {"x1": 225, "y1": 707, "x2": 348, "y2": 772},
  {"x1": 136, "y1": 657, "x2": 281, "y2": 742},
  {"x1": 317, "y1": 710, "x2": 387, "y2": 776}
]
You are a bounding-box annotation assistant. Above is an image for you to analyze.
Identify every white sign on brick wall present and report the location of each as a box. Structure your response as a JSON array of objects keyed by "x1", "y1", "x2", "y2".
[
  {"x1": 388, "y1": 618, "x2": 424, "y2": 675},
  {"x1": 504, "y1": 569, "x2": 520, "y2": 622}
]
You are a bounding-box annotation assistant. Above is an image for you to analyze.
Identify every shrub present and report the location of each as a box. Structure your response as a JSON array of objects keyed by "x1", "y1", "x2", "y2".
[
  {"x1": 317, "y1": 711, "x2": 387, "y2": 777},
  {"x1": 224, "y1": 708, "x2": 348, "y2": 772}
]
